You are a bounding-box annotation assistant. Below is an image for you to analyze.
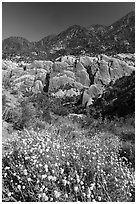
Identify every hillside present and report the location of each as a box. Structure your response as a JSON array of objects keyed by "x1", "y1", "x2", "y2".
[{"x1": 2, "y1": 11, "x2": 135, "y2": 60}]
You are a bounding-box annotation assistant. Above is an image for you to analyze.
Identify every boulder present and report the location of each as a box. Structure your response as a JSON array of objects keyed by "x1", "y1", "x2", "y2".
[
  {"x1": 88, "y1": 84, "x2": 101, "y2": 98},
  {"x1": 2, "y1": 60, "x2": 18, "y2": 70},
  {"x1": 98, "y1": 60, "x2": 111, "y2": 84},
  {"x1": 82, "y1": 90, "x2": 90, "y2": 106},
  {"x1": 61, "y1": 56, "x2": 76, "y2": 65},
  {"x1": 30, "y1": 60, "x2": 45, "y2": 69},
  {"x1": 101, "y1": 54, "x2": 111, "y2": 63},
  {"x1": 75, "y1": 69, "x2": 90, "y2": 87},
  {"x1": 82, "y1": 90, "x2": 94, "y2": 106},
  {"x1": 52, "y1": 61, "x2": 68, "y2": 72},
  {"x1": 119, "y1": 61, "x2": 134, "y2": 75},
  {"x1": 90, "y1": 62, "x2": 99, "y2": 75},
  {"x1": 63, "y1": 70, "x2": 75, "y2": 79},
  {"x1": 43, "y1": 61, "x2": 53, "y2": 72},
  {"x1": 32, "y1": 80, "x2": 43, "y2": 94},
  {"x1": 80, "y1": 56, "x2": 93, "y2": 67},
  {"x1": 13, "y1": 74, "x2": 35, "y2": 84},
  {"x1": 50, "y1": 75, "x2": 74, "y2": 92},
  {"x1": 74, "y1": 61, "x2": 85, "y2": 71}
]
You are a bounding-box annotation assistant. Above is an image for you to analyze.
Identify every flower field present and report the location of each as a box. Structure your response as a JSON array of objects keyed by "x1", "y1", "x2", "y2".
[{"x1": 2, "y1": 118, "x2": 135, "y2": 202}]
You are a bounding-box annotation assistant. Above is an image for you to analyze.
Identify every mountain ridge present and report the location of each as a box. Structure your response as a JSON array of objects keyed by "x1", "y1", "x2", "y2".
[{"x1": 2, "y1": 11, "x2": 135, "y2": 60}]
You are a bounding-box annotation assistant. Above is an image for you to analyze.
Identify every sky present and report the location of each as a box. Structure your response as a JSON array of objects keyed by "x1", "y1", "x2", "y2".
[{"x1": 2, "y1": 2, "x2": 135, "y2": 42}]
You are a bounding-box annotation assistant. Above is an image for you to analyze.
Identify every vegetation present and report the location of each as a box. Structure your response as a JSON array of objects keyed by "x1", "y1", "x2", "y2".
[{"x1": 2, "y1": 116, "x2": 135, "y2": 202}]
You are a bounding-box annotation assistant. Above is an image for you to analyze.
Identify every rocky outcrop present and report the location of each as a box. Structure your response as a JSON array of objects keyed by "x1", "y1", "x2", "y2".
[{"x1": 2, "y1": 53, "x2": 135, "y2": 109}]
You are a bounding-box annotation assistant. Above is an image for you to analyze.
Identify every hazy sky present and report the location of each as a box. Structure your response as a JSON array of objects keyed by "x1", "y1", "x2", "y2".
[{"x1": 2, "y1": 2, "x2": 135, "y2": 42}]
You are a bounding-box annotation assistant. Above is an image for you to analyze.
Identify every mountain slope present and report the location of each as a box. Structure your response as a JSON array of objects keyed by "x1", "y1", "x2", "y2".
[
  {"x1": 101, "y1": 11, "x2": 135, "y2": 54},
  {"x1": 2, "y1": 11, "x2": 135, "y2": 60}
]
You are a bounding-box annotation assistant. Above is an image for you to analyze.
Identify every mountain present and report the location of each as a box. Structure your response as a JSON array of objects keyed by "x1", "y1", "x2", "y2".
[
  {"x1": 101, "y1": 11, "x2": 135, "y2": 54},
  {"x1": 2, "y1": 11, "x2": 135, "y2": 60},
  {"x1": 2, "y1": 36, "x2": 33, "y2": 54}
]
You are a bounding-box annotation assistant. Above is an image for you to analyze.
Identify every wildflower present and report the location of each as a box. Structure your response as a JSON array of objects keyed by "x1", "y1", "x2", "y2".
[
  {"x1": 37, "y1": 179, "x2": 40, "y2": 183},
  {"x1": 48, "y1": 175, "x2": 53, "y2": 181},
  {"x1": 54, "y1": 190, "x2": 61, "y2": 198},
  {"x1": 62, "y1": 179, "x2": 67, "y2": 186},
  {"x1": 46, "y1": 147, "x2": 50, "y2": 152},
  {"x1": 39, "y1": 149, "x2": 43, "y2": 154},
  {"x1": 56, "y1": 144, "x2": 60, "y2": 149},
  {"x1": 5, "y1": 166, "x2": 10, "y2": 170},
  {"x1": 83, "y1": 192, "x2": 86, "y2": 197},
  {"x1": 33, "y1": 159, "x2": 37, "y2": 164},
  {"x1": 22, "y1": 186, "x2": 25, "y2": 189},
  {"x1": 23, "y1": 169, "x2": 27, "y2": 175},
  {"x1": 87, "y1": 187, "x2": 91, "y2": 198},
  {"x1": 17, "y1": 185, "x2": 21, "y2": 190},
  {"x1": 65, "y1": 193, "x2": 68, "y2": 198},
  {"x1": 42, "y1": 185, "x2": 45, "y2": 190},
  {"x1": 90, "y1": 183, "x2": 95, "y2": 191},
  {"x1": 39, "y1": 163, "x2": 42, "y2": 167},
  {"x1": 80, "y1": 181, "x2": 84, "y2": 185},
  {"x1": 52, "y1": 176, "x2": 57, "y2": 181},
  {"x1": 44, "y1": 164, "x2": 48, "y2": 172},
  {"x1": 8, "y1": 192, "x2": 12, "y2": 197},
  {"x1": 76, "y1": 174, "x2": 80, "y2": 183},
  {"x1": 42, "y1": 193, "x2": 48, "y2": 201},
  {"x1": 60, "y1": 168, "x2": 64, "y2": 174},
  {"x1": 4, "y1": 173, "x2": 7, "y2": 177},
  {"x1": 98, "y1": 196, "x2": 101, "y2": 201},
  {"x1": 66, "y1": 161, "x2": 70, "y2": 166},
  {"x1": 62, "y1": 153, "x2": 65, "y2": 157},
  {"x1": 42, "y1": 174, "x2": 47, "y2": 179},
  {"x1": 74, "y1": 185, "x2": 79, "y2": 192},
  {"x1": 27, "y1": 177, "x2": 31, "y2": 182}
]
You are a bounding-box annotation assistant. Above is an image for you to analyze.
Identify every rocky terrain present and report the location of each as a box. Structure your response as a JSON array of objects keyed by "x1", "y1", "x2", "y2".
[{"x1": 2, "y1": 53, "x2": 135, "y2": 113}]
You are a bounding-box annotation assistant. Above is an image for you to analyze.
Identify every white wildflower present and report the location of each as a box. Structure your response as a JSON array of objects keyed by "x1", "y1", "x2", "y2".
[
  {"x1": 44, "y1": 164, "x2": 48, "y2": 172},
  {"x1": 23, "y1": 169, "x2": 27, "y2": 175},
  {"x1": 74, "y1": 185, "x2": 79, "y2": 192},
  {"x1": 8, "y1": 192, "x2": 12, "y2": 197},
  {"x1": 5, "y1": 166, "x2": 10, "y2": 170},
  {"x1": 17, "y1": 185, "x2": 21, "y2": 190},
  {"x1": 98, "y1": 196, "x2": 101, "y2": 201},
  {"x1": 27, "y1": 177, "x2": 31, "y2": 182},
  {"x1": 54, "y1": 190, "x2": 61, "y2": 198},
  {"x1": 60, "y1": 168, "x2": 64, "y2": 174},
  {"x1": 62, "y1": 179, "x2": 67, "y2": 186},
  {"x1": 90, "y1": 183, "x2": 95, "y2": 191},
  {"x1": 42, "y1": 174, "x2": 47, "y2": 179}
]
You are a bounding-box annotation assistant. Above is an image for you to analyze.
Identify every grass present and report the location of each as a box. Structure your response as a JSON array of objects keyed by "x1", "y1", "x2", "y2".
[{"x1": 2, "y1": 116, "x2": 135, "y2": 202}]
